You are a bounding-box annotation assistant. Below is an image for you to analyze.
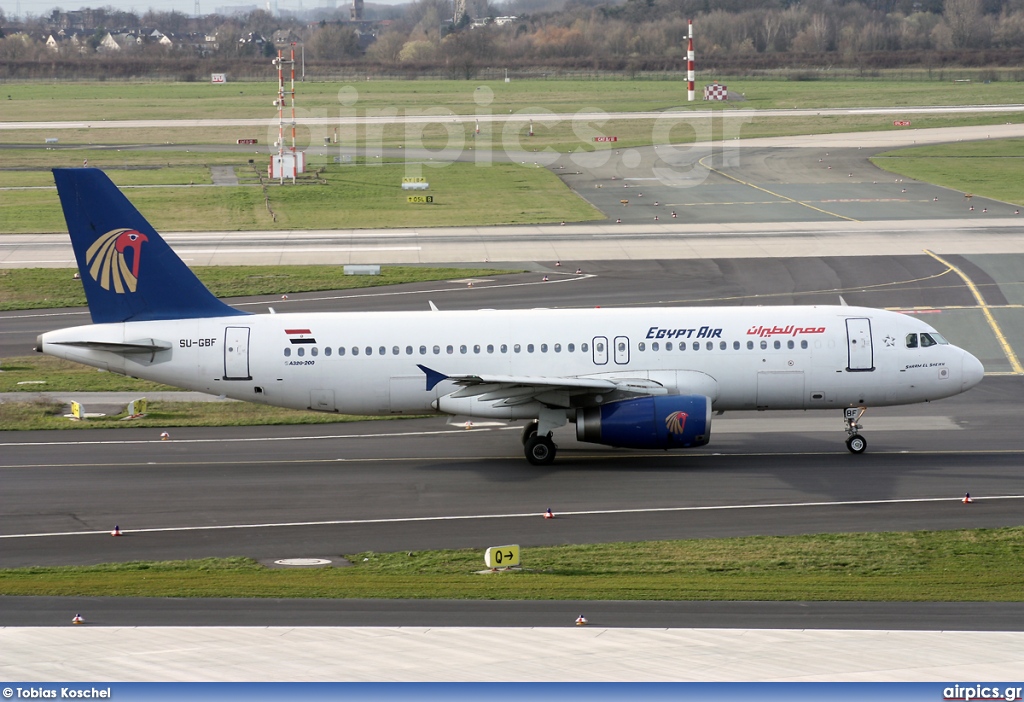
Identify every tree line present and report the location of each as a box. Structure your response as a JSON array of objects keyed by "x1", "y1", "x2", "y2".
[{"x1": 1, "y1": 0, "x2": 1022, "y2": 80}]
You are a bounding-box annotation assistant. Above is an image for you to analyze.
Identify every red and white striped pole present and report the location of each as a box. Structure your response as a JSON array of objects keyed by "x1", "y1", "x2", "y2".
[{"x1": 687, "y1": 19, "x2": 695, "y2": 102}]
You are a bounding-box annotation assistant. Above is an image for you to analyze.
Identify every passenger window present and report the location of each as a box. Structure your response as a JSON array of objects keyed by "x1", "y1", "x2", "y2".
[
  {"x1": 339, "y1": 347, "x2": 346, "y2": 356},
  {"x1": 733, "y1": 341, "x2": 739, "y2": 350},
  {"x1": 666, "y1": 342, "x2": 673, "y2": 351},
  {"x1": 392, "y1": 346, "x2": 399, "y2": 355},
  {"x1": 787, "y1": 340, "x2": 794, "y2": 350},
  {"x1": 311, "y1": 347, "x2": 318, "y2": 357},
  {"x1": 447, "y1": 345, "x2": 454, "y2": 354},
  {"x1": 514, "y1": 344, "x2": 521, "y2": 353},
  {"x1": 460, "y1": 345, "x2": 467, "y2": 354},
  {"x1": 433, "y1": 345, "x2": 440, "y2": 354},
  {"x1": 618, "y1": 342, "x2": 626, "y2": 352},
  {"x1": 473, "y1": 345, "x2": 480, "y2": 354},
  {"x1": 582, "y1": 343, "x2": 589, "y2": 353},
  {"x1": 284, "y1": 347, "x2": 291, "y2": 357},
  {"x1": 568, "y1": 343, "x2": 575, "y2": 352},
  {"x1": 747, "y1": 341, "x2": 754, "y2": 350},
  {"x1": 325, "y1": 347, "x2": 332, "y2": 357},
  {"x1": 906, "y1": 333, "x2": 918, "y2": 348},
  {"x1": 352, "y1": 347, "x2": 359, "y2": 356},
  {"x1": 706, "y1": 341, "x2": 713, "y2": 351},
  {"x1": 528, "y1": 344, "x2": 535, "y2": 353},
  {"x1": 419, "y1": 345, "x2": 426, "y2": 355},
  {"x1": 540, "y1": 344, "x2": 547, "y2": 352},
  {"x1": 719, "y1": 341, "x2": 727, "y2": 350},
  {"x1": 366, "y1": 347, "x2": 373, "y2": 356},
  {"x1": 693, "y1": 342, "x2": 699, "y2": 351},
  {"x1": 760, "y1": 341, "x2": 767, "y2": 350},
  {"x1": 379, "y1": 346, "x2": 386, "y2": 356},
  {"x1": 297, "y1": 347, "x2": 305, "y2": 357},
  {"x1": 487, "y1": 345, "x2": 494, "y2": 354},
  {"x1": 595, "y1": 342, "x2": 604, "y2": 352},
  {"x1": 501, "y1": 344, "x2": 508, "y2": 353},
  {"x1": 639, "y1": 342, "x2": 646, "y2": 351},
  {"x1": 920, "y1": 333, "x2": 937, "y2": 347},
  {"x1": 554, "y1": 343, "x2": 561, "y2": 353},
  {"x1": 801, "y1": 340, "x2": 808, "y2": 349},
  {"x1": 406, "y1": 346, "x2": 413, "y2": 355}
]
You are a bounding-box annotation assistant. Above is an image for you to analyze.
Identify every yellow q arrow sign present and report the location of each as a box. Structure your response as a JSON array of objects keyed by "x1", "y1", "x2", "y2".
[{"x1": 484, "y1": 545, "x2": 521, "y2": 569}]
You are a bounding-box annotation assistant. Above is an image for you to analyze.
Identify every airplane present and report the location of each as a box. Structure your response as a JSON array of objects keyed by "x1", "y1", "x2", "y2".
[{"x1": 37, "y1": 168, "x2": 985, "y2": 465}]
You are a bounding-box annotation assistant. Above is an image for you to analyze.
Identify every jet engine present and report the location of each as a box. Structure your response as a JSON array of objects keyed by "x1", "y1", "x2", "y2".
[{"x1": 575, "y1": 395, "x2": 712, "y2": 449}]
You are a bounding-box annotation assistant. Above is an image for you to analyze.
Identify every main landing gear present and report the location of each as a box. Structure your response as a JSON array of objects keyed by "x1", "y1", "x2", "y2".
[
  {"x1": 844, "y1": 406, "x2": 867, "y2": 454},
  {"x1": 522, "y1": 419, "x2": 557, "y2": 466}
]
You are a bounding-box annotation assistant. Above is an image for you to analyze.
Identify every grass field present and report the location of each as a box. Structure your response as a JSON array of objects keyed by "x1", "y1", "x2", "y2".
[
  {"x1": 1, "y1": 527, "x2": 1020, "y2": 601},
  {"x1": 3, "y1": 79, "x2": 1024, "y2": 122},
  {"x1": 872, "y1": 138, "x2": 1024, "y2": 205},
  {"x1": 0, "y1": 159, "x2": 602, "y2": 233}
]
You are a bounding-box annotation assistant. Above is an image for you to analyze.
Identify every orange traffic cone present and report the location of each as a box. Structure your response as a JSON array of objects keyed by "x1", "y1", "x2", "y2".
[
  {"x1": 544, "y1": 508, "x2": 554, "y2": 519},
  {"x1": 160, "y1": 431, "x2": 170, "y2": 441},
  {"x1": 72, "y1": 614, "x2": 84, "y2": 625},
  {"x1": 575, "y1": 614, "x2": 588, "y2": 626},
  {"x1": 962, "y1": 493, "x2": 973, "y2": 504},
  {"x1": 111, "y1": 525, "x2": 122, "y2": 537}
]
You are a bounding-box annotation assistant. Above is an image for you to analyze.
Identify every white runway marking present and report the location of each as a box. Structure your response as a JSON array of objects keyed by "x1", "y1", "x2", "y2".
[{"x1": 2, "y1": 494, "x2": 1022, "y2": 540}]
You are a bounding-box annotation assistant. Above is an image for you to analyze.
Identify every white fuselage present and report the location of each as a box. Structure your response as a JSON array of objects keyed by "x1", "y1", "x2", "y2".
[{"x1": 41, "y1": 305, "x2": 983, "y2": 418}]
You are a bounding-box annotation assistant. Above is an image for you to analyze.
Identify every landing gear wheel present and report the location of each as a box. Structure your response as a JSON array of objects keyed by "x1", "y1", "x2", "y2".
[
  {"x1": 521, "y1": 420, "x2": 539, "y2": 445},
  {"x1": 846, "y1": 434, "x2": 867, "y2": 454},
  {"x1": 525, "y1": 434, "x2": 556, "y2": 466}
]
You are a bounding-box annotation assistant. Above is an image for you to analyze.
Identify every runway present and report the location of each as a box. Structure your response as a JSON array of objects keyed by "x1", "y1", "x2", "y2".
[{"x1": 2, "y1": 380, "x2": 1023, "y2": 570}]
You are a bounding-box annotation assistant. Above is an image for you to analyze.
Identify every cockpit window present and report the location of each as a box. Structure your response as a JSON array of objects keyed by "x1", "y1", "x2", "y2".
[
  {"x1": 906, "y1": 333, "x2": 918, "y2": 348},
  {"x1": 931, "y1": 333, "x2": 949, "y2": 344},
  {"x1": 920, "y1": 333, "x2": 938, "y2": 347}
]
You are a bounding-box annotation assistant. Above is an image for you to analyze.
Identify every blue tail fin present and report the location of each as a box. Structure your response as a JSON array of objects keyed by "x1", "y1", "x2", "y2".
[{"x1": 53, "y1": 168, "x2": 247, "y2": 324}]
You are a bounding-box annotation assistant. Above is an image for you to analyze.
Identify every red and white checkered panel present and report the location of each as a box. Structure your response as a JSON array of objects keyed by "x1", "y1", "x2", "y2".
[{"x1": 703, "y1": 84, "x2": 728, "y2": 101}]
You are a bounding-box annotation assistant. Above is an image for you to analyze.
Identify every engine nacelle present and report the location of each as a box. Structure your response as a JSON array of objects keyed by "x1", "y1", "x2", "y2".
[{"x1": 575, "y1": 395, "x2": 712, "y2": 450}]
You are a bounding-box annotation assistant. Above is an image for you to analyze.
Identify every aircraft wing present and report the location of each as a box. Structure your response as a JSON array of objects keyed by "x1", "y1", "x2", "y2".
[{"x1": 417, "y1": 364, "x2": 666, "y2": 408}]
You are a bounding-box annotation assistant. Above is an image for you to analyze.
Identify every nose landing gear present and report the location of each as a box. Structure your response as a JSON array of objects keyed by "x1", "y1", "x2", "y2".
[{"x1": 844, "y1": 406, "x2": 867, "y2": 454}]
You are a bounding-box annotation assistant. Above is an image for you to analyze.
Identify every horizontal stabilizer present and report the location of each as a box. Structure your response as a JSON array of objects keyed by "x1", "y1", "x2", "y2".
[{"x1": 50, "y1": 338, "x2": 173, "y2": 354}]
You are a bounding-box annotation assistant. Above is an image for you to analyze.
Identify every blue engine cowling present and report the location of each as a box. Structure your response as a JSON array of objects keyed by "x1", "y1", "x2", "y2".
[{"x1": 575, "y1": 395, "x2": 712, "y2": 449}]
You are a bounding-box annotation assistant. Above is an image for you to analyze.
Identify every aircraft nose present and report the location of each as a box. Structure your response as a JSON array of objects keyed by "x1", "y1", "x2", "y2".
[{"x1": 962, "y1": 351, "x2": 984, "y2": 390}]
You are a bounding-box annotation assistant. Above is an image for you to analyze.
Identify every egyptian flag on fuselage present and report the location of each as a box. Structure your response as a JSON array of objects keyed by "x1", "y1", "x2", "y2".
[{"x1": 286, "y1": 328, "x2": 317, "y2": 344}]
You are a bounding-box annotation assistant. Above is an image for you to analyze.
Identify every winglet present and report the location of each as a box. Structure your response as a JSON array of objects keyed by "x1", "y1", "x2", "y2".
[
  {"x1": 417, "y1": 364, "x2": 449, "y2": 391},
  {"x1": 53, "y1": 168, "x2": 247, "y2": 324}
]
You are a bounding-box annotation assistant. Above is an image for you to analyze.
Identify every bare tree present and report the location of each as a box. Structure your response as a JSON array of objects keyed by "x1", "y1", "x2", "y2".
[
  {"x1": 308, "y1": 24, "x2": 361, "y2": 59},
  {"x1": 944, "y1": 0, "x2": 982, "y2": 47}
]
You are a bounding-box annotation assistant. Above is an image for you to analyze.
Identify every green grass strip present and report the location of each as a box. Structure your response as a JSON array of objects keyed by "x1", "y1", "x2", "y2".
[
  {"x1": 1, "y1": 528, "x2": 1021, "y2": 601},
  {"x1": 0, "y1": 399, "x2": 412, "y2": 430},
  {"x1": 0, "y1": 265, "x2": 516, "y2": 311},
  {"x1": 871, "y1": 138, "x2": 1024, "y2": 206}
]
